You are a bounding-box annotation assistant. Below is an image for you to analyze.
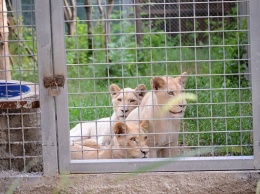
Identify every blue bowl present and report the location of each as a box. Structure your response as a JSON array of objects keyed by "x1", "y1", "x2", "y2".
[{"x1": 0, "y1": 81, "x2": 31, "y2": 98}]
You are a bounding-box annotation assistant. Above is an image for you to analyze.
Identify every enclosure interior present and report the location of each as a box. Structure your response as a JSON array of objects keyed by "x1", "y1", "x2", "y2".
[{"x1": 66, "y1": 0, "x2": 252, "y2": 161}]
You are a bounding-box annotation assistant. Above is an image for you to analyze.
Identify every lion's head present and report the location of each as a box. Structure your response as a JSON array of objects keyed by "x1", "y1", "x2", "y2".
[
  {"x1": 150, "y1": 72, "x2": 188, "y2": 118},
  {"x1": 112, "y1": 120, "x2": 149, "y2": 158},
  {"x1": 110, "y1": 84, "x2": 146, "y2": 120}
]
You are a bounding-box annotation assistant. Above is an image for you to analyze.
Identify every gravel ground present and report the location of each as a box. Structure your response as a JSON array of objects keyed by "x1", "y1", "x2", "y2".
[{"x1": 0, "y1": 171, "x2": 259, "y2": 194}]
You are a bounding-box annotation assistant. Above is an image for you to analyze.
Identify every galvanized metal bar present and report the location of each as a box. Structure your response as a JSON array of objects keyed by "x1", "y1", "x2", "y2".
[
  {"x1": 35, "y1": 0, "x2": 58, "y2": 176},
  {"x1": 70, "y1": 156, "x2": 255, "y2": 174},
  {"x1": 250, "y1": 0, "x2": 260, "y2": 170},
  {"x1": 50, "y1": 0, "x2": 71, "y2": 174}
]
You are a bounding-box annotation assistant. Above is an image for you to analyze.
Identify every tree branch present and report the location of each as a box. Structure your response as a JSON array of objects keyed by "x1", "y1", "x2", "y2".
[
  {"x1": 105, "y1": 0, "x2": 113, "y2": 48},
  {"x1": 85, "y1": 0, "x2": 93, "y2": 54}
]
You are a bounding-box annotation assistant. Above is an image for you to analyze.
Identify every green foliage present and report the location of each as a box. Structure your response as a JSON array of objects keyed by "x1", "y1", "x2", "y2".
[
  {"x1": 65, "y1": 19, "x2": 168, "y2": 81},
  {"x1": 4, "y1": 4, "x2": 252, "y2": 158},
  {"x1": 6, "y1": 5, "x2": 251, "y2": 156},
  {"x1": 66, "y1": 5, "x2": 253, "y2": 157},
  {"x1": 9, "y1": 25, "x2": 38, "y2": 83},
  {"x1": 208, "y1": 7, "x2": 249, "y2": 87}
]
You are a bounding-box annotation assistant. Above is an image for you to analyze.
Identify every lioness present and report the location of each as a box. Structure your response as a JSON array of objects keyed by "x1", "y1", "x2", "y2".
[
  {"x1": 70, "y1": 84, "x2": 147, "y2": 146},
  {"x1": 126, "y1": 72, "x2": 188, "y2": 158},
  {"x1": 71, "y1": 121, "x2": 149, "y2": 159}
]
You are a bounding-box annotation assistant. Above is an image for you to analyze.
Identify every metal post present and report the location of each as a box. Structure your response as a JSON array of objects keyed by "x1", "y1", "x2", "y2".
[
  {"x1": 249, "y1": 0, "x2": 260, "y2": 170},
  {"x1": 50, "y1": 0, "x2": 71, "y2": 174},
  {"x1": 35, "y1": 0, "x2": 58, "y2": 176}
]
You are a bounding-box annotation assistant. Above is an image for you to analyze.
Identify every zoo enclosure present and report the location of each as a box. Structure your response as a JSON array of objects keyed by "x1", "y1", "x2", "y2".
[
  {"x1": 0, "y1": 0, "x2": 259, "y2": 176},
  {"x1": 64, "y1": 0, "x2": 260, "y2": 174}
]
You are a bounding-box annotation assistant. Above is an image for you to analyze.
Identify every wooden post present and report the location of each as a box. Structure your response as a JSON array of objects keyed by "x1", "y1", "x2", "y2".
[{"x1": 0, "y1": 0, "x2": 11, "y2": 80}]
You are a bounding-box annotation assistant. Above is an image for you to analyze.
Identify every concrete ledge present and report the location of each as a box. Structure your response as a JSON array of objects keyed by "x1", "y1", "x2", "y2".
[{"x1": 1, "y1": 171, "x2": 260, "y2": 194}]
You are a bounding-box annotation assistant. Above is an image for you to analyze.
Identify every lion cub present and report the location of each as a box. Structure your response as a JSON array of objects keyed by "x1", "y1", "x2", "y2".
[
  {"x1": 70, "y1": 84, "x2": 146, "y2": 146},
  {"x1": 126, "y1": 72, "x2": 188, "y2": 158},
  {"x1": 71, "y1": 121, "x2": 149, "y2": 159}
]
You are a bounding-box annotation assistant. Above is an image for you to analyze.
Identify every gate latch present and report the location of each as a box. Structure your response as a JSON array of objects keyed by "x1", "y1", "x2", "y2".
[{"x1": 43, "y1": 75, "x2": 65, "y2": 96}]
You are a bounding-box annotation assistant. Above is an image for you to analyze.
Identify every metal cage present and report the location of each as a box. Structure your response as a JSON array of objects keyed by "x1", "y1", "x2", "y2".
[
  {"x1": 1, "y1": 0, "x2": 259, "y2": 176},
  {"x1": 62, "y1": 0, "x2": 259, "y2": 173}
]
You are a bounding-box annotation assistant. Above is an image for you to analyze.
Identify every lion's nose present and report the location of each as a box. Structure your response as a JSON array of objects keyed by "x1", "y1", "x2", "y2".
[
  {"x1": 141, "y1": 149, "x2": 149, "y2": 158},
  {"x1": 121, "y1": 109, "x2": 129, "y2": 113}
]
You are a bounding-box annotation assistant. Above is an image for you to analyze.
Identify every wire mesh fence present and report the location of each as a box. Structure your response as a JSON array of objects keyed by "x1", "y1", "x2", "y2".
[
  {"x1": 0, "y1": 0, "x2": 41, "y2": 173},
  {"x1": 0, "y1": 0, "x2": 255, "y2": 175},
  {"x1": 66, "y1": 0, "x2": 252, "y2": 162}
]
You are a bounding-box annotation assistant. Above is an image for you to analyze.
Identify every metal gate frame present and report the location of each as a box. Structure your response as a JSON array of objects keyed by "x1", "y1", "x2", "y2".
[
  {"x1": 35, "y1": 0, "x2": 260, "y2": 175},
  {"x1": 35, "y1": 0, "x2": 70, "y2": 176}
]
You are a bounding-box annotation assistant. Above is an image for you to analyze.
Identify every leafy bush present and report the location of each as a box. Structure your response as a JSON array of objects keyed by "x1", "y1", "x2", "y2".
[{"x1": 208, "y1": 7, "x2": 249, "y2": 87}]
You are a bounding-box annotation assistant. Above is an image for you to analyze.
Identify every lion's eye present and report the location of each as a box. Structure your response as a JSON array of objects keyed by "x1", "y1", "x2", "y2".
[
  {"x1": 130, "y1": 137, "x2": 136, "y2": 142},
  {"x1": 130, "y1": 99, "x2": 136, "y2": 103},
  {"x1": 117, "y1": 98, "x2": 122, "y2": 102},
  {"x1": 144, "y1": 136, "x2": 148, "y2": 140},
  {"x1": 168, "y1": 91, "x2": 175, "y2": 96}
]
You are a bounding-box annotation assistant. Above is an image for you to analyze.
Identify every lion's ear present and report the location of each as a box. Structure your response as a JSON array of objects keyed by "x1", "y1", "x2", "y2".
[
  {"x1": 135, "y1": 84, "x2": 147, "y2": 101},
  {"x1": 114, "y1": 122, "x2": 126, "y2": 136},
  {"x1": 176, "y1": 72, "x2": 188, "y2": 88},
  {"x1": 151, "y1": 77, "x2": 166, "y2": 90},
  {"x1": 140, "y1": 120, "x2": 149, "y2": 133},
  {"x1": 109, "y1": 84, "x2": 121, "y2": 98}
]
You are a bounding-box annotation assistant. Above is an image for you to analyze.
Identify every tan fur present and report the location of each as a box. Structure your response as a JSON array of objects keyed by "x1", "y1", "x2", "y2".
[
  {"x1": 126, "y1": 72, "x2": 188, "y2": 158},
  {"x1": 70, "y1": 84, "x2": 146, "y2": 146},
  {"x1": 71, "y1": 121, "x2": 149, "y2": 159}
]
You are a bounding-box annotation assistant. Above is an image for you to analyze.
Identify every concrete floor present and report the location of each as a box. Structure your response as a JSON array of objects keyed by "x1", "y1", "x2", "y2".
[{"x1": 1, "y1": 171, "x2": 260, "y2": 194}]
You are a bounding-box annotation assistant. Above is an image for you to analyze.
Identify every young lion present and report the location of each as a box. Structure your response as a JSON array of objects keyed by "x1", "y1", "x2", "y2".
[
  {"x1": 126, "y1": 72, "x2": 188, "y2": 158},
  {"x1": 70, "y1": 84, "x2": 146, "y2": 146},
  {"x1": 71, "y1": 121, "x2": 149, "y2": 159}
]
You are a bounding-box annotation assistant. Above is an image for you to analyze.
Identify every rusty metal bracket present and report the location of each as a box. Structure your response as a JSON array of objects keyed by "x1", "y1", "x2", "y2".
[
  {"x1": 43, "y1": 75, "x2": 65, "y2": 97},
  {"x1": 43, "y1": 75, "x2": 65, "y2": 88},
  {"x1": 43, "y1": 76, "x2": 53, "y2": 88},
  {"x1": 54, "y1": 75, "x2": 65, "y2": 88}
]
